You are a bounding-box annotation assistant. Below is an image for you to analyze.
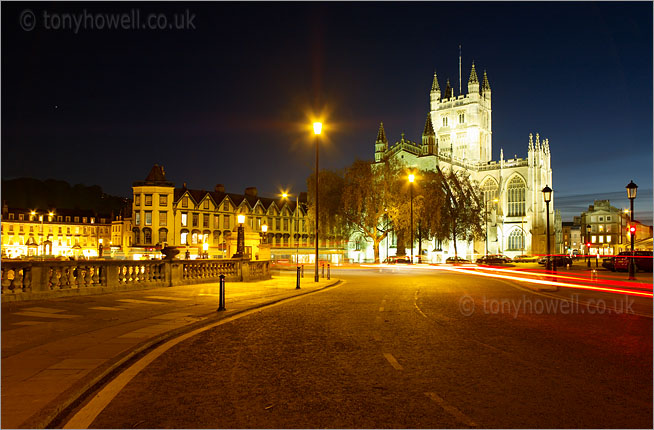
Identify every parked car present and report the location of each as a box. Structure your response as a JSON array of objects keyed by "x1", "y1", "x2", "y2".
[
  {"x1": 445, "y1": 256, "x2": 470, "y2": 264},
  {"x1": 538, "y1": 255, "x2": 573, "y2": 267},
  {"x1": 614, "y1": 251, "x2": 653, "y2": 272},
  {"x1": 602, "y1": 256, "x2": 616, "y2": 271},
  {"x1": 513, "y1": 254, "x2": 539, "y2": 263},
  {"x1": 477, "y1": 254, "x2": 512, "y2": 264},
  {"x1": 384, "y1": 256, "x2": 411, "y2": 264}
]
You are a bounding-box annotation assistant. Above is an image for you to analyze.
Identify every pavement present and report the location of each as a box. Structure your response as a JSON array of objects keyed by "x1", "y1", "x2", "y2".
[{"x1": 1, "y1": 271, "x2": 340, "y2": 429}]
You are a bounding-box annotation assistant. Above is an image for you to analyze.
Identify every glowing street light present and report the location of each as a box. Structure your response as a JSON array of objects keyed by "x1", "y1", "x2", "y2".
[
  {"x1": 234, "y1": 214, "x2": 246, "y2": 258},
  {"x1": 626, "y1": 180, "x2": 638, "y2": 280},
  {"x1": 408, "y1": 173, "x2": 415, "y2": 264},
  {"x1": 542, "y1": 185, "x2": 554, "y2": 272},
  {"x1": 313, "y1": 121, "x2": 323, "y2": 282}
]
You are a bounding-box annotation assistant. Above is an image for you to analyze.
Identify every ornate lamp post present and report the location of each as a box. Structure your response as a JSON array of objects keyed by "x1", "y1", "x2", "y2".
[
  {"x1": 261, "y1": 223, "x2": 268, "y2": 242},
  {"x1": 542, "y1": 185, "x2": 554, "y2": 271},
  {"x1": 313, "y1": 122, "x2": 322, "y2": 282},
  {"x1": 234, "y1": 214, "x2": 246, "y2": 258},
  {"x1": 626, "y1": 180, "x2": 638, "y2": 280},
  {"x1": 408, "y1": 173, "x2": 415, "y2": 264},
  {"x1": 202, "y1": 241, "x2": 209, "y2": 259}
]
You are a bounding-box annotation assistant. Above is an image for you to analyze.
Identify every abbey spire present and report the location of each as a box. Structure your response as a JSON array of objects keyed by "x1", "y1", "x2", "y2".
[
  {"x1": 482, "y1": 70, "x2": 491, "y2": 99},
  {"x1": 374, "y1": 122, "x2": 388, "y2": 162},
  {"x1": 421, "y1": 113, "x2": 436, "y2": 155},
  {"x1": 468, "y1": 61, "x2": 479, "y2": 94}
]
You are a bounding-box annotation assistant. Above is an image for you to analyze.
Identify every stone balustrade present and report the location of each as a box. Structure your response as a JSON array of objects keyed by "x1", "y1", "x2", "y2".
[{"x1": 1, "y1": 258, "x2": 270, "y2": 302}]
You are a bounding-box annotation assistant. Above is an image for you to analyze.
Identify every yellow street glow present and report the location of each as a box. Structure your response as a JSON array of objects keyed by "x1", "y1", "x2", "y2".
[
  {"x1": 282, "y1": 193, "x2": 288, "y2": 198},
  {"x1": 262, "y1": 224, "x2": 268, "y2": 233},
  {"x1": 408, "y1": 174, "x2": 415, "y2": 183},
  {"x1": 313, "y1": 122, "x2": 322, "y2": 135},
  {"x1": 237, "y1": 214, "x2": 245, "y2": 224}
]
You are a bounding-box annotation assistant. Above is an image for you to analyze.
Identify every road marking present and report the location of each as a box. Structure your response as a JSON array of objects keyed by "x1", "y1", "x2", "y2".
[
  {"x1": 144, "y1": 296, "x2": 189, "y2": 301},
  {"x1": 89, "y1": 307, "x2": 123, "y2": 311},
  {"x1": 24, "y1": 307, "x2": 65, "y2": 313},
  {"x1": 383, "y1": 353, "x2": 403, "y2": 370},
  {"x1": 14, "y1": 311, "x2": 78, "y2": 319},
  {"x1": 63, "y1": 280, "x2": 346, "y2": 429},
  {"x1": 425, "y1": 392, "x2": 478, "y2": 427},
  {"x1": 117, "y1": 299, "x2": 166, "y2": 305}
]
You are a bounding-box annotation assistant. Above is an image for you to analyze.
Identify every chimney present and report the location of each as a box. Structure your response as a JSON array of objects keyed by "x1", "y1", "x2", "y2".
[
  {"x1": 244, "y1": 187, "x2": 258, "y2": 197},
  {"x1": 214, "y1": 184, "x2": 225, "y2": 193}
]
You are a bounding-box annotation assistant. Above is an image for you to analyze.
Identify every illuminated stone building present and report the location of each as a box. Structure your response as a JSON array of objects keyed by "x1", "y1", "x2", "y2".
[
  {"x1": 1, "y1": 203, "x2": 111, "y2": 259},
  {"x1": 130, "y1": 165, "x2": 346, "y2": 262},
  {"x1": 369, "y1": 62, "x2": 561, "y2": 262}
]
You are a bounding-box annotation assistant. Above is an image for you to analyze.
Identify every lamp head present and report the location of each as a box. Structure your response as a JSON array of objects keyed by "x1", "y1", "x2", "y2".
[
  {"x1": 262, "y1": 224, "x2": 268, "y2": 233},
  {"x1": 237, "y1": 214, "x2": 245, "y2": 224},
  {"x1": 626, "y1": 180, "x2": 638, "y2": 199},
  {"x1": 313, "y1": 122, "x2": 322, "y2": 135},
  {"x1": 542, "y1": 185, "x2": 552, "y2": 203},
  {"x1": 408, "y1": 174, "x2": 415, "y2": 183}
]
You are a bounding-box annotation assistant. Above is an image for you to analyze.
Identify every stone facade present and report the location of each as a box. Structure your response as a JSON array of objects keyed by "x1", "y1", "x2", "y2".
[{"x1": 365, "y1": 63, "x2": 561, "y2": 262}]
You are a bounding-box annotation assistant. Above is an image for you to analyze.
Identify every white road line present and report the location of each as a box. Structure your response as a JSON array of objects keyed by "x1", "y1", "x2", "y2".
[
  {"x1": 425, "y1": 392, "x2": 478, "y2": 427},
  {"x1": 14, "y1": 311, "x2": 78, "y2": 319},
  {"x1": 144, "y1": 296, "x2": 189, "y2": 301},
  {"x1": 24, "y1": 307, "x2": 65, "y2": 313},
  {"x1": 117, "y1": 299, "x2": 165, "y2": 305},
  {"x1": 383, "y1": 353, "x2": 403, "y2": 370},
  {"x1": 62, "y1": 280, "x2": 346, "y2": 429}
]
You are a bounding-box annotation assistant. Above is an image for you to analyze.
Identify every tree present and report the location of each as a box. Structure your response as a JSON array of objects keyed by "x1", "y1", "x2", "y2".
[{"x1": 437, "y1": 168, "x2": 485, "y2": 258}]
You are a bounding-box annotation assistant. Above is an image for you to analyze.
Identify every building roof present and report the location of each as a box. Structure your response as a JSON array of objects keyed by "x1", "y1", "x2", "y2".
[{"x1": 133, "y1": 164, "x2": 175, "y2": 187}]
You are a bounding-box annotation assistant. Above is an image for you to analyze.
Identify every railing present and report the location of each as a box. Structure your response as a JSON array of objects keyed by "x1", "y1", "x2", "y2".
[{"x1": 1, "y1": 258, "x2": 271, "y2": 301}]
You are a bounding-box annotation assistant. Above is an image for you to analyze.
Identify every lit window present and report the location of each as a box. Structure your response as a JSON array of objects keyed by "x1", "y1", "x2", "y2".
[
  {"x1": 145, "y1": 194, "x2": 152, "y2": 206},
  {"x1": 145, "y1": 211, "x2": 152, "y2": 226},
  {"x1": 135, "y1": 212, "x2": 140, "y2": 226},
  {"x1": 181, "y1": 213, "x2": 188, "y2": 227},
  {"x1": 83, "y1": 217, "x2": 87, "y2": 223},
  {"x1": 181, "y1": 231, "x2": 188, "y2": 244},
  {"x1": 19, "y1": 214, "x2": 24, "y2": 221},
  {"x1": 591, "y1": 235, "x2": 596, "y2": 243},
  {"x1": 74, "y1": 217, "x2": 80, "y2": 223},
  {"x1": 606, "y1": 236, "x2": 612, "y2": 243},
  {"x1": 214, "y1": 215, "x2": 219, "y2": 228},
  {"x1": 599, "y1": 236, "x2": 604, "y2": 243}
]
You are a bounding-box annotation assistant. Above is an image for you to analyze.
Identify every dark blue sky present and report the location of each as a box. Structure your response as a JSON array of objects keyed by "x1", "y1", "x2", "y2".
[{"x1": 2, "y1": 2, "x2": 652, "y2": 223}]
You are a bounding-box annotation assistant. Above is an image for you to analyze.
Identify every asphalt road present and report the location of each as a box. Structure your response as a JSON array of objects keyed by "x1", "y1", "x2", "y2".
[{"x1": 73, "y1": 267, "x2": 652, "y2": 428}]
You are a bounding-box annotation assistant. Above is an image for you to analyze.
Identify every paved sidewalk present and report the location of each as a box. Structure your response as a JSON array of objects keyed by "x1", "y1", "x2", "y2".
[{"x1": 1, "y1": 273, "x2": 340, "y2": 429}]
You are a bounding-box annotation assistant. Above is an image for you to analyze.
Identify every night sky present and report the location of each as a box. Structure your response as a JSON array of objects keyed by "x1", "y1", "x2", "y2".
[{"x1": 2, "y1": 2, "x2": 652, "y2": 224}]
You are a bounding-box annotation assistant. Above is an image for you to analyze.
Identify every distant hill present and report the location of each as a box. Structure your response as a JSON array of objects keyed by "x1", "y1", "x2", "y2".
[{"x1": 1, "y1": 177, "x2": 130, "y2": 216}]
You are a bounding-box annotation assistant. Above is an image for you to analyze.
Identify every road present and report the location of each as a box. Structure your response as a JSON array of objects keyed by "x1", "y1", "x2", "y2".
[{"x1": 64, "y1": 267, "x2": 652, "y2": 428}]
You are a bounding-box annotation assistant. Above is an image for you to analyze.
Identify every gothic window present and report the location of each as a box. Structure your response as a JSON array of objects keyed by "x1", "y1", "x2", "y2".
[
  {"x1": 481, "y1": 178, "x2": 498, "y2": 204},
  {"x1": 442, "y1": 117, "x2": 448, "y2": 127},
  {"x1": 508, "y1": 229, "x2": 524, "y2": 251},
  {"x1": 507, "y1": 176, "x2": 526, "y2": 217}
]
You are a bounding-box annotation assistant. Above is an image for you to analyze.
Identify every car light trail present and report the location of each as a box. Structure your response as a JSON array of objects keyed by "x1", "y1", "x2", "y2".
[{"x1": 443, "y1": 266, "x2": 653, "y2": 298}]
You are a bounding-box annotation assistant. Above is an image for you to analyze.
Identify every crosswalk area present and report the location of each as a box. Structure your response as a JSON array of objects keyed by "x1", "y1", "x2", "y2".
[{"x1": 8, "y1": 295, "x2": 194, "y2": 326}]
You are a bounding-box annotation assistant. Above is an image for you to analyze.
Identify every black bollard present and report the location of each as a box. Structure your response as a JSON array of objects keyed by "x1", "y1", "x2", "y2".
[
  {"x1": 296, "y1": 266, "x2": 301, "y2": 290},
  {"x1": 321, "y1": 263, "x2": 325, "y2": 279},
  {"x1": 217, "y1": 274, "x2": 226, "y2": 311},
  {"x1": 327, "y1": 263, "x2": 331, "y2": 280},
  {"x1": 301, "y1": 264, "x2": 304, "y2": 278}
]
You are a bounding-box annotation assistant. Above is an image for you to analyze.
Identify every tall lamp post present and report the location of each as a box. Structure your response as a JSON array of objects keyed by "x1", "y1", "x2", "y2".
[
  {"x1": 408, "y1": 173, "x2": 415, "y2": 264},
  {"x1": 234, "y1": 214, "x2": 246, "y2": 258},
  {"x1": 586, "y1": 224, "x2": 591, "y2": 268},
  {"x1": 626, "y1": 180, "x2": 638, "y2": 280},
  {"x1": 485, "y1": 198, "x2": 498, "y2": 256},
  {"x1": 542, "y1": 185, "x2": 553, "y2": 271},
  {"x1": 313, "y1": 122, "x2": 322, "y2": 282}
]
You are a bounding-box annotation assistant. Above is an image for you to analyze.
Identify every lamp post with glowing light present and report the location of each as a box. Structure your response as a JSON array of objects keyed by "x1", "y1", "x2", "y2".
[
  {"x1": 233, "y1": 214, "x2": 246, "y2": 259},
  {"x1": 586, "y1": 224, "x2": 591, "y2": 268},
  {"x1": 626, "y1": 180, "x2": 638, "y2": 280},
  {"x1": 202, "y1": 241, "x2": 209, "y2": 259},
  {"x1": 313, "y1": 121, "x2": 322, "y2": 282},
  {"x1": 408, "y1": 173, "x2": 415, "y2": 264},
  {"x1": 542, "y1": 185, "x2": 554, "y2": 271}
]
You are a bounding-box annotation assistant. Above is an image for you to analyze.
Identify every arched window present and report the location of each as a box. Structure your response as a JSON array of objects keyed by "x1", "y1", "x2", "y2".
[
  {"x1": 508, "y1": 229, "x2": 524, "y2": 251},
  {"x1": 507, "y1": 176, "x2": 526, "y2": 217},
  {"x1": 143, "y1": 228, "x2": 152, "y2": 245},
  {"x1": 180, "y1": 229, "x2": 189, "y2": 245},
  {"x1": 481, "y1": 178, "x2": 498, "y2": 204}
]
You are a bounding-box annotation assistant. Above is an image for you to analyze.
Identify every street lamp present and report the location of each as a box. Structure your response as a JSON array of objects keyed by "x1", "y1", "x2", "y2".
[
  {"x1": 202, "y1": 241, "x2": 209, "y2": 259},
  {"x1": 313, "y1": 121, "x2": 322, "y2": 282},
  {"x1": 234, "y1": 214, "x2": 246, "y2": 259},
  {"x1": 408, "y1": 173, "x2": 415, "y2": 264},
  {"x1": 626, "y1": 180, "x2": 638, "y2": 280},
  {"x1": 586, "y1": 224, "x2": 591, "y2": 268},
  {"x1": 542, "y1": 185, "x2": 554, "y2": 272},
  {"x1": 485, "y1": 198, "x2": 498, "y2": 256}
]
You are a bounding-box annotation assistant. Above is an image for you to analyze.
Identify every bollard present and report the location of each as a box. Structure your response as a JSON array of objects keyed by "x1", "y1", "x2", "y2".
[
  {"x1": 217, "y1": 274, "x2": 226, "y2": 311},
  {"x1": 591, "y1": 269, "x2": 598, "y2": 281},
  {"x1": 566, "y1": 263, "x2": 570, "y2": 270},
  {"x1": 301, "y1": 264, "x2": 304, "y2": 278},
  {"x1": 327, "y1": 264, "x2": 331, "y2": 280},
  {"x1": 595, "y1": 255, "x2": 599, "y2": 268},
  {"x1": 296, "y1": 266, "x2": 301, "y2": 290},
  {"x1": 321, "y1": 263, "x2": 325, "y2": 279}
]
